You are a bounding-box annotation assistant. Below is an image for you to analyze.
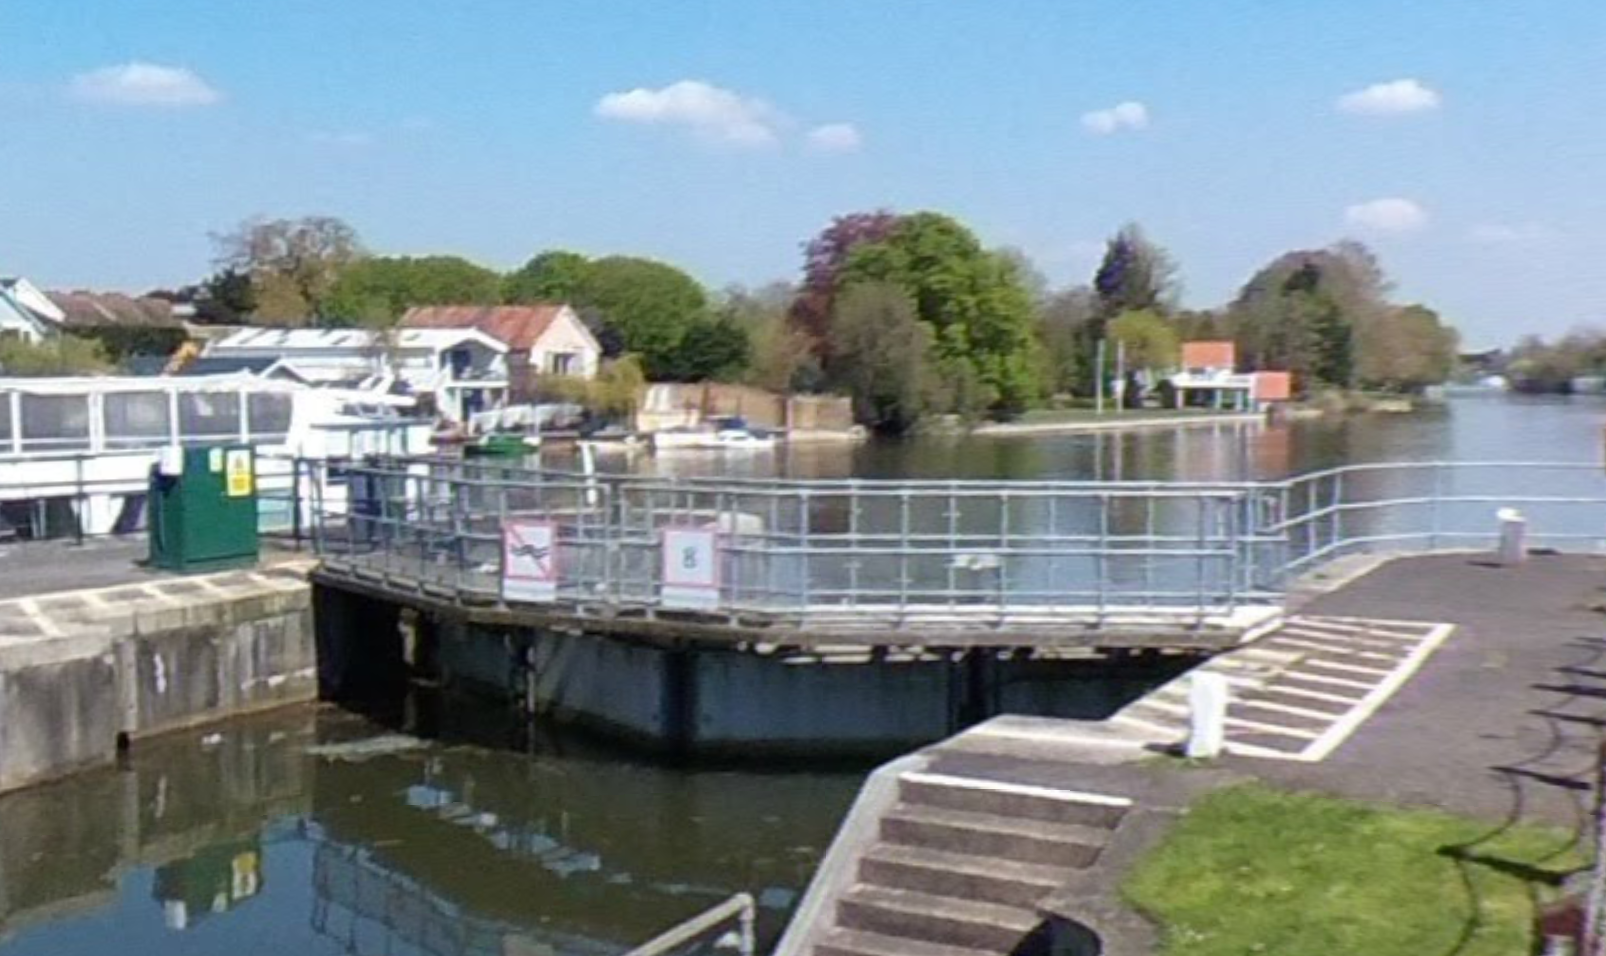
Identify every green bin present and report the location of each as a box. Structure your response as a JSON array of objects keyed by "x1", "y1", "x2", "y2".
[{"x1": 148, "y1": 445, "x2": 260, "y2": 572}]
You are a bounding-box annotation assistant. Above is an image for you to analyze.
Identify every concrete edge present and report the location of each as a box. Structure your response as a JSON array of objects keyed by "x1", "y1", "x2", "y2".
[{"x1": 772, "y1": 751, "x2": 932, "y2": 956}]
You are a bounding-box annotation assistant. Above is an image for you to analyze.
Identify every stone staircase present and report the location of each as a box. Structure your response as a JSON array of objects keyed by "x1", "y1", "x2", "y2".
[{"x1": 812, "y1": 770, "x2": 1129, "y2": 956}]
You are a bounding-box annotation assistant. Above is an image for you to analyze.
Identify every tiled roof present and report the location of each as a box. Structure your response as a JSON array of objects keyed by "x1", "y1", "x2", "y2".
[
  {"x1": 47, "y1": 291, "x2": 181, "y2": 329},
  {"x1": 399, "y1": 305, "x2": 565, "y2": 352}
]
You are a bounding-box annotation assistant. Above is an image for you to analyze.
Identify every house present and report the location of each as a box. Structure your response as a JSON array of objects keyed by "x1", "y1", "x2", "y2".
[
  {"x1": 399, "y1": 304, "x2": 600, "y2": 400},
  {"x1": 0, "y1": 278, "x2": 66, "y2": 342},
  {"x1": 1170, "y1": 341, "x2": 1291, "y2": 410},
  {"x1": 205, "y1": 327, "x2": 510, "y2": 422}
]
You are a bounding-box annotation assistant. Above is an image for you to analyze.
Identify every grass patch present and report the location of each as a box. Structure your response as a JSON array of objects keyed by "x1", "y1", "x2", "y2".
[{"x1": 1122, "y1": 784, "x2": 1583, "y2": 956}]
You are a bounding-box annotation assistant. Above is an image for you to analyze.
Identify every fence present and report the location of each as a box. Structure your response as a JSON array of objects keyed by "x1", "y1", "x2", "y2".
[{"x1": 306, "y1": 456, "x2": 1284, "y2": 627}]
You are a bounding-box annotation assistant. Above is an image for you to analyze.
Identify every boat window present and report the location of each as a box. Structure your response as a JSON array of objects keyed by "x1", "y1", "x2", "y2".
[
  {"x1": 0, "y1": 392, "x2": 11, "y2": 447},
  {"x1": 178, "y1": 391, "x2": 242, "y2": 444},
  {"x1": 19, "y1": 393, "x2": 91, "y2": 452},
  {"x1": 248, "y1": 393, "x2": 294, "y2": 440},
  {"x1": 104, "y1": 391, "x2": 172, "y2": 448}
]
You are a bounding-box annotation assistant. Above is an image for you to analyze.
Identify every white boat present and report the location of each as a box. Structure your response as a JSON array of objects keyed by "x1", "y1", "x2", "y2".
[
  {"x1": 0, "y1": 373, "x2": 434, "y2": 538},
  {"x1": 650, "y1": 417, "x2": 779, "y2": 452}
]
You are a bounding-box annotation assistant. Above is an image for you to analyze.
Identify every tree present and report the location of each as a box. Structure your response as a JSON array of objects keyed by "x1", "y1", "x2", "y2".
[
  {"x1": 1093, "y1": 223, "x2": 1179, "y2": 319},
  {"x1": 831, "y1": 211, "x2": 1043, "y2": 414},
  {"x1": 719, "y1": 284, "x2": 817, "y2": 393},
  {"x1": 1037, "y1": 286, "x2": 1097, "y2": 395},
  {"x1": 0, "y1": 335, "x2": 111, "y2": 376},
  {"x1": 212, "y1": 215, "x2": 365, "y2": 324},
  {"x1": 578, "y1": 256, "x2": 709, "y2": 378},
  {"x1": 591, "y1": 354, "x2": 647, "y2": 421},
  {"x1": 827, "y1": 283, "x2": 939, "y2": 433},
  {"x1": 661, "y1": 315, "x2": 751, "y2": 382},
  {"x1": 323, "y1": 255, "x2": 501, "y2": 327},
  {"x1": 1355, "y1": 304, "x2": 1458, "y2": 391},
  {"x1": 790, "y1": 211, "x2": 902, "y2": 357},
  {"x1": 503, "y1": 250, "x2": 592, "y2": 304},
  {"x1": 1108, "y1": 309, "x2": 1181, "y2": 370}
]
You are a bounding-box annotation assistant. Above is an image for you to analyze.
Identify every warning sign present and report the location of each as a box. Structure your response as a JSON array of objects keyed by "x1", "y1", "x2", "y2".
[
  {"x1": 661, "y1": 527, "x2": 719, "y2": 610},
  {"x1": 225, "y1": 449, "x2": 253, "y2": 498},
  {"x1": 503, "y1": 520, "x2": 558, "y2": 603}
]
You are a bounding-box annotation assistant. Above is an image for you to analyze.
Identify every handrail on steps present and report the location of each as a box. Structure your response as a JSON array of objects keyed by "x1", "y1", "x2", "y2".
[{"x1": 623, "y1": 892, "x2": 757, "y2": 956}]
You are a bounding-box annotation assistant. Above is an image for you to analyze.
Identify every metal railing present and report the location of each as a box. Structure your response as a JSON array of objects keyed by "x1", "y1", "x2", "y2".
[
  {"x1": 304, "y1": 457, "x2": 1606, "y2": 630},
  {"x1": 622, "y1": 894, "x2": 755, "y2": 956},
  {"x1": 306, "y1": 456, "x2": 1285, "y2": 628}
]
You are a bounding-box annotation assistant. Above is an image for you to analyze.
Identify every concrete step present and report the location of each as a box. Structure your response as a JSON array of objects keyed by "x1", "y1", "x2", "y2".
[
  {"x1": 880, "y1": 802, "x2": 1110, "y2": 868},
  {"x1": 835, "y1": 884, "x2": 1040, "y2": 952},
  {"x1": 898, "y1": 771, "x2": 1129, "y2": 829},
  {"x1": 860, "y1": 842, "x2": 1065, "y2": 909},
  {"x1": 815, "y1": 926, "x2": 1003, "y2": 956}
]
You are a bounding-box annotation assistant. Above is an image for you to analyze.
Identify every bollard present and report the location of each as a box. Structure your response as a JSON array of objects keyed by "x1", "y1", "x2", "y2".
[
  {"x1": 1187, "y1": 671, "x2": 1230, "y2": 759},
  {"x1": 1497, "y1": 508, "x2": 1528, "y2": 566}
]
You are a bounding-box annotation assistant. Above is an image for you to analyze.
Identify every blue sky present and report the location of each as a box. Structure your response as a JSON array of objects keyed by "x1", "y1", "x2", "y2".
[{"x1": 3, "y1": 1, "x2": 1602, "y2": 347}]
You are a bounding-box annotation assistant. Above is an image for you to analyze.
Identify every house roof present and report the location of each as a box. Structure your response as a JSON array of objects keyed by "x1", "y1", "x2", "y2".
[
  {"x1": 399, "y1": 304, "x2": 579, "y2": 352},
  {"x1": 211, "y1": 325, "x2": 507, "y2": 355},
  {"x1": 1181, "y1": 341, "x2": 1237, "y2": 370},
  {"x1": 46, "y1": 291, "x2": 181, "y2": 329}
]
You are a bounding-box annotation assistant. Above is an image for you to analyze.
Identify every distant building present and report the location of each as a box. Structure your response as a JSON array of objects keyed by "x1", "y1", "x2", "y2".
[
  {"x1": 1170, "y1": 340, "x2": 1291, "y2": 410},
  {"x1": 399, "y1": 304, "x2": 601, "y2": 399},
  {"x1": 0, "y1": 278, "x2": 67, "y2": 342},
  {"x1": 206, "y1": 327, "x2": 509, "y2": 421}
]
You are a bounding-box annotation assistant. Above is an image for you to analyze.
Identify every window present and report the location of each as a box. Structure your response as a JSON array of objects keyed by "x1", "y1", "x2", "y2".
[
  {"x1": 104, "y1": 391, "x2": 172, "y2": 448},
  {"x1": 179, "y1": 391, "x2": 241, "y2": 443},
  {"x1": 19, "y1": 394, "x2": 91, "y2": 451},
  {"x1": 548, "y1": 352, "x2": 576, "y2": 376}
]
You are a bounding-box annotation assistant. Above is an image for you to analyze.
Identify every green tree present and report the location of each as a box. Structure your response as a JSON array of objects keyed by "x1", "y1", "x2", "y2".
[
  {"x1": 1037, "y1": 286, "x2": 1096, "y2": 395},
  {"x1": 1108, "y1": 309, "x2": 1181, "y2": 370},
  {"x1": 834, "y1": 211, "x2": 1043, "y2": 414},
  {"x1": 579, "y1": 256, "x2": 709, "y2": 378},
  {"x1": 827, "y1": 283, "x2": 939, "y2": 433},
  {"x1": 211, "y1": 215, "x2": 365, "y2": 324},
  {"x1": 718, "y1": 284, "x2": 817, "y2": 392},
  {"x1": 324, "y1": 255, "x2": 501, "y2": 327},
  {"x1": 503, "y1": 250, "x2": 592, "y2": 304},
  {"x1": 591, "y1": 354, "x2": 648, "y2": 420},
  {"x1": 661, "y1": 315, "x2": 751, "y2": 382},
  {"x1": 1356, "y1": 304, "x2": 1458, "y2": 391},
  {"x1": 0, "y1": 335, "x2": 112, "y2": 376}
]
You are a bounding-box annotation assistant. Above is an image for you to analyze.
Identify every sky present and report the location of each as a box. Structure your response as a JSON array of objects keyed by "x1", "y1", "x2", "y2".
[{"x1": 3, "y1": 1, "x2": 1603, "y2": 348}]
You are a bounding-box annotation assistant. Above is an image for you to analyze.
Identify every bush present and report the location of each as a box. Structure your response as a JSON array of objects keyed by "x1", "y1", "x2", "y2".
[{"x1": 0, "y1": 335, "x2": 112, "y2": 376}]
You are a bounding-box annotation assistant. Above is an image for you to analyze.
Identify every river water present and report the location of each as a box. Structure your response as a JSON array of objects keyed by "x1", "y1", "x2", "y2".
[{"x1": 2, "y1": 395, "x2": 1602, "y2": 956}]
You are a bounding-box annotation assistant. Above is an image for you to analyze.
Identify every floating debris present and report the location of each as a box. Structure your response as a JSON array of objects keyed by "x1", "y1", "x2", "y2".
[{"x1": 306, "y1": 734, "x2": 428, "y2": 761}]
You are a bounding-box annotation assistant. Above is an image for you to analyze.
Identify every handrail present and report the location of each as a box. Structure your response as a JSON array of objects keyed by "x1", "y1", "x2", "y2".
[{"x1": 622, "y1": 892, "x2": 755, "y2": 956}]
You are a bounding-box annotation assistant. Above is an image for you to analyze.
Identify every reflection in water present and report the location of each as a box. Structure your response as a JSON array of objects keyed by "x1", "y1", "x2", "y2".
[{"x1": 0, "y1": 707, "x2": 859, "y2": 956}]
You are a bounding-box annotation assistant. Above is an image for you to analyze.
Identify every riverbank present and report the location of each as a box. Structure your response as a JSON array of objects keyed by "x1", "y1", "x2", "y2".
[{"x1": 970, "y1": 409, "x2": 1271, "y2": 437}]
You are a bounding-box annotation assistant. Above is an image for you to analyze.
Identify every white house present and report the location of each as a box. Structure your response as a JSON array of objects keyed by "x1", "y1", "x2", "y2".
[
  {"x1": 0, "y1": 278, "x2": 65, "y2": 343},
  {"x1": 205, "y1": 327, "x2": 510, "y2": 422},
  {"x1": 398, "y1": 304, "x2": 601, "y2": 400}
]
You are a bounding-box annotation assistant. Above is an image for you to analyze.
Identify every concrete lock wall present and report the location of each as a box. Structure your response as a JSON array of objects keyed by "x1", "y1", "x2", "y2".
[{"x1": 0, "y1": 584, "x2": 316, "y2": 795}]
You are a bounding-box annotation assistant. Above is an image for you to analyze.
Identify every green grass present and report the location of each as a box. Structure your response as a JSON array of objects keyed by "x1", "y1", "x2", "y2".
[{"x1": 1122, "y1": 784, "x2": 1584, "y2": 956}]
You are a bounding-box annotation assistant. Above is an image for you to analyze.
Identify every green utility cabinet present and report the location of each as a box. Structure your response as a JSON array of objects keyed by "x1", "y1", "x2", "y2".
[{"x1": 148, "y1": 445, "x2": 260, "y2": 572}]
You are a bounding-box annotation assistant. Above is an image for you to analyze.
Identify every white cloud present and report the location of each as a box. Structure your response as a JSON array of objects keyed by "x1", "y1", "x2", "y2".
[
  {"x1": 595, "y1": 80, "x2": 783, "y2": 148},
  {"x1": 69, "y1": 62, "x2": 221, "y2": 107},
  {"x1": 805, "y1": 123, "x2": 862, "y2": 154},
  {"x1": 1336, "y1": 78, "x2": 1441, "y2": 116},
  {"x1": 1469, "y1": 222, "x2": 1555, "y2": 245},
  {"x1": 1081, "y1": 101, "x2": 1149, "y2": 135},
  {"x1": 1344, "y1": 197, "x2": 1429, "y2": 233}
]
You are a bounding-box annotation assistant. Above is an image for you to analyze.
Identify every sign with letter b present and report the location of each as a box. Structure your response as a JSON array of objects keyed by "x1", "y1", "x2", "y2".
[{"x1": 661, "y1": 527, "x2": 719, "y2": 610}]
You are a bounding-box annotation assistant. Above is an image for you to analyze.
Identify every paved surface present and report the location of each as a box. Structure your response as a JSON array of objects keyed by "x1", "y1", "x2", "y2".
[
  {"x1": 1250, "y1": 551, "x2": 1606, "y2": 833},
  {"x1": 0, "y1": 536, "x2": 311, "y2": 602}
]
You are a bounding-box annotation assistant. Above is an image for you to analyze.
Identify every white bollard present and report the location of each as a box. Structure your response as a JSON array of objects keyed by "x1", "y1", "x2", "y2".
[
  {"x1": 1187, "y1": 671, "x2": 1230, "y2": 759},
  {"x1": 1497, "y1": 508, "x2": 1528, "y2": 566}
]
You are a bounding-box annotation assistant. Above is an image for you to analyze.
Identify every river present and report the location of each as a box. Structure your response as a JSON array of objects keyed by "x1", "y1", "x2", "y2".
[{"x1": 2, "y1": 394, "x2": 1601, "y2": 956}]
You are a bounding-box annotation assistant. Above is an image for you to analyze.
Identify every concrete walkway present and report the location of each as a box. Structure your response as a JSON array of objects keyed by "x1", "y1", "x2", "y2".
[{"x1": 1251, "y1": 551, "x2": 1606, "y2": 832}]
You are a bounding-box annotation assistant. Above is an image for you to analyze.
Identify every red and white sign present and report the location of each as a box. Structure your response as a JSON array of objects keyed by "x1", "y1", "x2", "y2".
[
  {"x1": 661, "y1": 527, "x2": 720, "y2": 610},
  {"x1": 502, "y1": 520, "x2": 558, "y2": 604}
]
